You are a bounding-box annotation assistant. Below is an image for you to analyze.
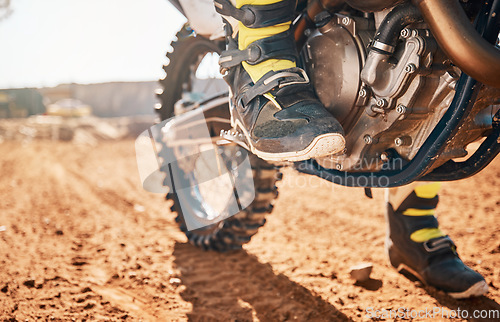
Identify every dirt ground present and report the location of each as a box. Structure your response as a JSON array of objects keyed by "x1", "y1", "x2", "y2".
[{"x1": 0, "y1": 139, "x2": 499, "y2": 321}]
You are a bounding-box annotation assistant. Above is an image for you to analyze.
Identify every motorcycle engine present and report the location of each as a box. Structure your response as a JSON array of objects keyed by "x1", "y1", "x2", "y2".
[
  {"x1": 302, "y1": 9, "x2": 496, "y2": 172},
  {"x1": 303, "y1": 12, "x2": 373, "y2": 132}
]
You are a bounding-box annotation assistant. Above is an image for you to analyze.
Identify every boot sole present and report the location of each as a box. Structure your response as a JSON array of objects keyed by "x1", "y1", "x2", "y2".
[
  {"x1": 233, "y1": 119, "x2": 345, "y2": 162},
  {"x1": 447, "y1": 281, "x2": 489, "y2": 299},
  {"x1": 388, "y1": 245, "x2": 489, "y2": 299},
  {"x1": 255, "y1": 133, "x2": 345, "y2": 162}
]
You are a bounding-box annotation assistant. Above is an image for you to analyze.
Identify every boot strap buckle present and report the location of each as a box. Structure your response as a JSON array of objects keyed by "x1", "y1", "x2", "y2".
[
  {"x1": 219, "y1": 29, "x2": 297, "y2": 70},
  {"x1": 423, "y1": 236, "x2": 455, "y2": 253},
  {"x1": 214, "y1": 0, "x2": 296, "y2": 29},
  {"x1": 239, "y1": 68, "x2": 309, "y2": 107}
]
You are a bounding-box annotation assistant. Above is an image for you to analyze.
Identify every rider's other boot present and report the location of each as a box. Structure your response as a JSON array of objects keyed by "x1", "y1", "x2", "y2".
[
  {"x1": 214, "y1": 0, "x2": 345, "y2": 162},
  {"x1": 386, "y1": 182, "x2": 488, "y2": 299}
]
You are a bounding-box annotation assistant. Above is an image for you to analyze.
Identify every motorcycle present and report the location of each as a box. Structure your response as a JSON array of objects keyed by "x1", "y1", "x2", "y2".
[{"x1": 152, "y1": 0, "x2": 500, "y2": 251}]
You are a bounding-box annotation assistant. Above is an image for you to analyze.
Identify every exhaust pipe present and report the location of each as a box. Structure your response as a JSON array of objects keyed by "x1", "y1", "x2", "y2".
[{"x1": 412, "y1": 0, "x2": 500, "y2": 88}]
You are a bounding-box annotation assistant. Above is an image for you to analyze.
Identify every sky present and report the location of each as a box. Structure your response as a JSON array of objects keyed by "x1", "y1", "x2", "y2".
[{"x1": 0, "y1": 0, "x2": 187, "y2": 88}]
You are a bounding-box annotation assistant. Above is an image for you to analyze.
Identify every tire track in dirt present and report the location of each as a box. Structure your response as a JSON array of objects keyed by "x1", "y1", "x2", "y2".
[{"x1": 1, "y1": 140, "x2": 498, "y2": 321}]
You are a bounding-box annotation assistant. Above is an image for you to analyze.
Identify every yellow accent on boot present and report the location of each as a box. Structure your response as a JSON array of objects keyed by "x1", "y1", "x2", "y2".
[
  {"x1": 414, "y1": 182, "x2": 441, "y2": 199},
  {"x1": 236, "y1": 0, "x2": 295, "y2": 83},
  {"x1": 410, "y1": 228, "x2": 446, "y2": 243},
  {"x1": 403, "y1": 208, "x2": 436, "y2": 216}
]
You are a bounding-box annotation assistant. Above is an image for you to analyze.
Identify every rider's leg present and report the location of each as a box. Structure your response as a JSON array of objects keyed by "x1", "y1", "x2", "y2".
[
  {"x1": 214, "y1": 0, "x2": 345, "y2": 162},
  {"x1": 386, "y1": 182, "x2": 488, "y2": 299}
]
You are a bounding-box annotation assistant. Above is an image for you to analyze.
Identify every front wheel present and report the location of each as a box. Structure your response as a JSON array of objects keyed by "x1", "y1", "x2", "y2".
[
  {"x1": 165, "y1": 153, "x2": 280, "y2": 251},
  {"x1": 157, "y1": 24, "x2": 281, "y2": 251}
]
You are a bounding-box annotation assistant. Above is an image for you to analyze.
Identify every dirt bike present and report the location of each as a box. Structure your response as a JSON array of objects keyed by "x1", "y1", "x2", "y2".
[{"x1": 154, "y1": 0, "x2": 500, "y2": 251}]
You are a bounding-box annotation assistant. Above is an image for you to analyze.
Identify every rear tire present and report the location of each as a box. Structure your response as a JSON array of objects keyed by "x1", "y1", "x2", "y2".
[{"x1": 157, "y1": 25, "x2": 281, "y2": 251}]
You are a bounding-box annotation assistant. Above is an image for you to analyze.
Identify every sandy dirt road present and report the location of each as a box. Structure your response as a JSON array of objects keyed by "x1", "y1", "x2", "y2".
[{"x1": 0, "y1": 140, "x2": 499, "y2": 321}]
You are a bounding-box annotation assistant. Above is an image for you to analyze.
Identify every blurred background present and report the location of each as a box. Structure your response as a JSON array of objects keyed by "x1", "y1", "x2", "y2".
[{"x1": 0, "y1": 0, "x2": 186, "y2": 141}]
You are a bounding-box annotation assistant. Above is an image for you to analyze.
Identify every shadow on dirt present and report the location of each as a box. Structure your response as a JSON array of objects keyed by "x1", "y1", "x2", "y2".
[
  {"x1": 173, "y1": 242, "x2": 353, "y2": 321},
  {"x1": 354, "y1": 278, "x2": 383, "y2": 291}
]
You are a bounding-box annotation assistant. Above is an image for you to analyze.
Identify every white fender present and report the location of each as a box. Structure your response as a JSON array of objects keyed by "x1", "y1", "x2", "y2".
[{"x1": 178, "y1": 0, "x2": 226, "y2": 38}]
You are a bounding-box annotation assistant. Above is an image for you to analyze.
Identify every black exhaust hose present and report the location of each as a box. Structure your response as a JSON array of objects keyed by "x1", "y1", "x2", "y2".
[{"x1": 372, "y1": 3, "x2": 422, "y2": 51}]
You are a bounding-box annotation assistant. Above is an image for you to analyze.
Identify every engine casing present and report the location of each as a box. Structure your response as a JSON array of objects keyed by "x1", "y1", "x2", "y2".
[
  {"x1": 345, "y1": 0, "x2": 405, "y2": 12},
  {"x1": 303, "y1": 11, "x2": 490, "y2": 172},
  {"x1": 304, "y1": 14, "x2": 373, "y2": 131}
]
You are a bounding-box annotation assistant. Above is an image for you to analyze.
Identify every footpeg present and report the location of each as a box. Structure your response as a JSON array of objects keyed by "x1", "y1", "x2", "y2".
[{"x1": 219, "y1": 129, "x2": 250, "y2": 150}]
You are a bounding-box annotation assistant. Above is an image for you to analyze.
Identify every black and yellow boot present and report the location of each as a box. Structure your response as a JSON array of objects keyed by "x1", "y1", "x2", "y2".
[
  {"x1": 214, "y1": 0, "x2": 345, "y2": 162},
  {"x1": 386, "y1": 182, "x2": 488, "y2": 299}
]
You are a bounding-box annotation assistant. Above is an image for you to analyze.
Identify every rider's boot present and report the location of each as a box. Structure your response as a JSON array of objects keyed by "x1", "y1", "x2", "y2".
[
  {"x1": 214, "y1": 0, "x2": 345, "y2": 162},
  {"x1": 386, "y1": 182, "x2": 488, "y2": 299}
]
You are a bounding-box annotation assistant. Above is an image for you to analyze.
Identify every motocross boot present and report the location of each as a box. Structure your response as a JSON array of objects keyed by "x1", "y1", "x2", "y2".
[
  {"x1": 386, "y1": 182, "x2": 488, "y2": 299},
  {"x1": 214, "y1": 0, "x2": 345, "y2": 162}
]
